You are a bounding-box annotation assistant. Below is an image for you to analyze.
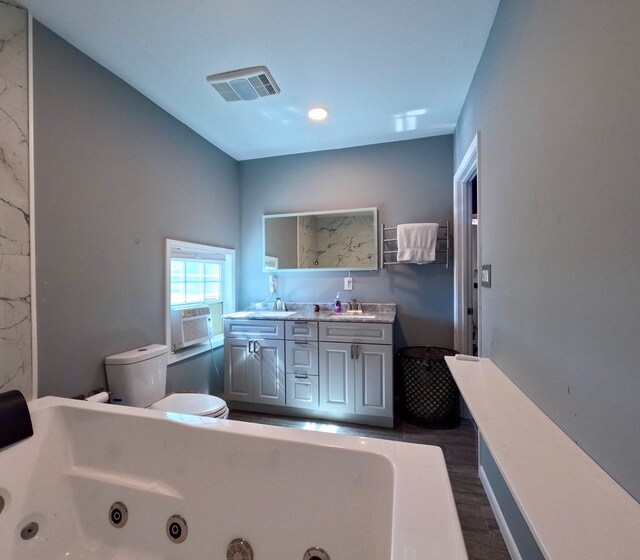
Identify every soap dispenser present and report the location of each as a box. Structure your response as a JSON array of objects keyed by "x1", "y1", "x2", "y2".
[{"x1": 334, "y1": 292, "x2": 342, "y2": 313}]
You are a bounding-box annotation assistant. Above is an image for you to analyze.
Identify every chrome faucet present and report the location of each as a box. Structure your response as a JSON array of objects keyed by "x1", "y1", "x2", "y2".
[{"x1": 273, "y1": 298, "x2": 286, "y2": 311}]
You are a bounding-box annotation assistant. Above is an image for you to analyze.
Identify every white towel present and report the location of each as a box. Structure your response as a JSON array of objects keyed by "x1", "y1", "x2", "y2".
[{"x1": 396, "y1": 223, "x2": 440, "y2": 263}]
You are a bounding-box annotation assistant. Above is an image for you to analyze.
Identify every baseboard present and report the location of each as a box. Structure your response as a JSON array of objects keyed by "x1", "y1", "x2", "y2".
[{"x1": 479, "y1": 465, "x2": 522, "y2": 560}]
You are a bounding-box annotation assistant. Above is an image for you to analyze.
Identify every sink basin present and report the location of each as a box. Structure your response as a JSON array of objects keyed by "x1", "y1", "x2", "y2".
[
  {"x1": 225, "y1": 310, "x2": 296, "y2": 319},
  {"x1": 329, "y1": 313, "x2": 377, "y2": 319},
  {"x1": 226, "y1": 311, "x2": 254, "y2": 318},
  {"x1": 250, "y1": 310, "x2": 296, "y2": 317}
]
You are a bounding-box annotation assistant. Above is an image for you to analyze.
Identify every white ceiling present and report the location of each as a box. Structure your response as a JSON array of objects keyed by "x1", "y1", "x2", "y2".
[{"x1": 19, "y1": 0, "x2": 500, "y2": 161}]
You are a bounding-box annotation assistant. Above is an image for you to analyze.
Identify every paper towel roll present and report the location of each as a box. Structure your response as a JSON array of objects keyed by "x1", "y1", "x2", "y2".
[{"x1": 86, "y1": 391, "x2": 109, "y2": 403}]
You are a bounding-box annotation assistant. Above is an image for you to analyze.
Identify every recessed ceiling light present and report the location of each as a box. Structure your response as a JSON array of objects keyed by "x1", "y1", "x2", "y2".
[{"x1": 308, "y1": 107, "x2": 329, "y2": 121}]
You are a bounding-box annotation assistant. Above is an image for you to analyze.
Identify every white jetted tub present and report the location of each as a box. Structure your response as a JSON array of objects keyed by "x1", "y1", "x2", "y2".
[{"x1": 0, "y1": 397, "x2": 468, "y2": 559}]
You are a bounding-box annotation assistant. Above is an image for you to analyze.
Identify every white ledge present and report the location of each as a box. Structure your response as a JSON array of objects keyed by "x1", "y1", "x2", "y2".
[
  {"x1": 167, "y1": 337, "x2": 222, "y2": 365},
  {"x1": 446, "y1": 356, "x2": 640, "y2": 560}
]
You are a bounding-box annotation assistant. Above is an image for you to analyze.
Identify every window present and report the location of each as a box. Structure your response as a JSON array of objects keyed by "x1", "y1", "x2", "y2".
[
  {"x1": 165, "y1": 239, "x2": 235, "y2": 361},
  {"x1": 170, "y1": 260, "x2": 221, "y2": 305}
]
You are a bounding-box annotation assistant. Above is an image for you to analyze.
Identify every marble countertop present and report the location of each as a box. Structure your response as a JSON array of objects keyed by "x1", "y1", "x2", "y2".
[{"x1": 224, "y1": 303, "x2": 396, "y2": 324}]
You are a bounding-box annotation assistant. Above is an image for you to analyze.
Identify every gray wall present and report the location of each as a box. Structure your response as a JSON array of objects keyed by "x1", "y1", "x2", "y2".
[
  {"x1": 239, "y1": 136, "x2": 454, "y2": 349},
  {"x1": 265, "y1": 216, "x2": 298, "y2": 269},
  {"x1": 33, "y1": 22, "x2": 239, "y2": 398},
  {"x1": 455, "y1": 0, "x2": 640, "y2": 500},
  {"x1": 479, "y1": 436, "x2": 543, "y2": 560}
]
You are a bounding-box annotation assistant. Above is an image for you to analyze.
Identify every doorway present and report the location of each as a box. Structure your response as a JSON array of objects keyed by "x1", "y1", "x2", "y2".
[
  {"x1": 468, "y1": 175, "x2": 479, "y2": 356},
  {"x1": 453, "y1": 134, "x2": 480, "y2": 356}
]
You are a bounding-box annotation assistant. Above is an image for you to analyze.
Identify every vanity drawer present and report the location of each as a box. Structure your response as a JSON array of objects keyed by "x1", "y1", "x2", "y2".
[
  {"x1": 285, "y1": 340, "x2": 319, "y2": 375},
  {"x1": 286, "y1": 373, "x2": 319, "y2": 410},
  {"x1": 285, "y1": 320, "x2": 318, "y2": 340},
  {"x1": 224, "y1": 319, "x2": 284, "y2": 339},
  {"x1": 319, "y1": 322, "x2": 392, "y2": 345}
]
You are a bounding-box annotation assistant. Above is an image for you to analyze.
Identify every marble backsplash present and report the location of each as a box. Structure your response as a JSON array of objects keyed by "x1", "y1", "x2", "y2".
[{"x1": 0, "y1": 2, "x2": 31, "y2": 398}]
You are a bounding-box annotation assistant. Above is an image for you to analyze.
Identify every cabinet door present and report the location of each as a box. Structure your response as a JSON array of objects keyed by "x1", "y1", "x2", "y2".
[
  {"x1": 285, "y1": 340, "x2": 319, "y2": 375},
  {"x1": 224, "y1": 338, "x2": 253, "y2": 402},
  {"x1": 286, "y1": 374, "x2": 319, "y2": 409},
  {"x1": 285, "y1": 320, "x2": 319, "y2": 341},
  {"x1": 252, "y1": 338, "x2": 286, "y2": 405},
  {"x1": 224, "y1": 319, "x2": 283, "y2": 339},
  {"x1": 319, "y1": 342, "x2": 354, "y2": 413},
  {"x1": 319, "y1": 322, "x2": 392, "y2": 345},
  {"x1": 354, "y1": 344, "x2": 393, "y2": 418}
]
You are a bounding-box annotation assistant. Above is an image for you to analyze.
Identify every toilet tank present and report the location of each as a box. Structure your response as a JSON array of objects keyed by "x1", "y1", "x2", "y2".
[{"x1": 105, "y1": 344, "x2": 168, "y2": 407}]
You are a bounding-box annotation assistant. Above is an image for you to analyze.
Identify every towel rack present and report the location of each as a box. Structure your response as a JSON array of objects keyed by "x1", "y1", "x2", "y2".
[{"x1": 380, "y1": 221, "x2": 450, "y2": 269}]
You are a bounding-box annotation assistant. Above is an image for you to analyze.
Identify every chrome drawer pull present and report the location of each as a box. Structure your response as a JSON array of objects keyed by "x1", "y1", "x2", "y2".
[
  {"x1": 294, "y1": 340, "x2": 308, "y2": 345},
  {"x1": 294, "y1": 374, "x2": 309, "y2": 379}
]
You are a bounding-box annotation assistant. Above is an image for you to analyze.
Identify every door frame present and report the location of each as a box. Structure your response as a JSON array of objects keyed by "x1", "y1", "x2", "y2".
[{"x1": 453, "y1": 134, "x2": 481, "y2": 354}]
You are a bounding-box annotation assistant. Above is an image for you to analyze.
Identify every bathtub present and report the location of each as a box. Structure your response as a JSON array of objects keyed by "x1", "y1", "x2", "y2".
[{"x1": 0, "y1": 397, "x2": 468, "y2": 559}]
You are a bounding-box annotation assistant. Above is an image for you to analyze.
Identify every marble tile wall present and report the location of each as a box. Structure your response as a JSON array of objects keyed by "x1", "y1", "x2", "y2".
[
  {"x1": 297, "y1": 214, "x2": 375, "y2": 268},
  {"x1": 297, "y1": 215, "x2": 317, "y2": 268},
  {"x1": 0, "y1": 2, "x2": 31, "y2": 398},
  {"x1": 314, "y1": 214, "x2": 375, "y2": 268}
]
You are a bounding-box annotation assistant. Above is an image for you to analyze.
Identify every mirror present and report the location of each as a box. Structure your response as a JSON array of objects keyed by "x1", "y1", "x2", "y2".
[{"x1": 263, "y1": 208, "x2": 379, "y2": 271}]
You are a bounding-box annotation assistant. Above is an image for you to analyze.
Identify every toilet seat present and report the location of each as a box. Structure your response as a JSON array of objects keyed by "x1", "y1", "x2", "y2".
[{"x1": 150, "y1": 393, "x2": 228, "y2": 418}]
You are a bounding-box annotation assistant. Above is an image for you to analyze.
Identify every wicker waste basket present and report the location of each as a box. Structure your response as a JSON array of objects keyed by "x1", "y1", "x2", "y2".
[{"x1": 397, "y1": 346, "x2": 460, "y2": 428}]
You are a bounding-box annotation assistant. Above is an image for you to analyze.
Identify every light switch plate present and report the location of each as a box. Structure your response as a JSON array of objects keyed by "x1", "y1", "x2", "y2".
[
  {"x1": 481, "y1": 265, "x2": 492, "y2": 287},
  {"x1": 344, "y1": 277, "x2": 353, "y2": 290}
]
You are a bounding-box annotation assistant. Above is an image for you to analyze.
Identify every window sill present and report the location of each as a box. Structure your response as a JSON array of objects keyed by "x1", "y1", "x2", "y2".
[{"x1": 167, "y1": 336, "x2": 223, "y2": 365}]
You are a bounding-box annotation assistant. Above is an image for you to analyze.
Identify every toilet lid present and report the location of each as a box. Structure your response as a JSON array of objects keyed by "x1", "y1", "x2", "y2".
[
  {"x1": 150, "y1": 393, "x2": 227, "y2": 416},
  {"x1": 210, "y1": 406, "x2": 229, "y2": 418}
]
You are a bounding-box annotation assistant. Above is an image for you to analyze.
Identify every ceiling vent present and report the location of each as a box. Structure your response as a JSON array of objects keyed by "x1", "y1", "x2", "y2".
[{"x1": 206, "y1": 66, "x2": 280, "y2": 102}]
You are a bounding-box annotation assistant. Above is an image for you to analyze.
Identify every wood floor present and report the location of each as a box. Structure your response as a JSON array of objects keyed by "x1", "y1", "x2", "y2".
[{"x1": 228, "y1": 410, "x2": 511, "y2": 560}]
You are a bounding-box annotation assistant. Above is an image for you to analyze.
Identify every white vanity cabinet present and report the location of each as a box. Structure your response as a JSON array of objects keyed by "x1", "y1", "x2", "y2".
[
  {"x1": 224, "y1": 320, "x2": 285, "y2": 405},
  {"x1": 318, "y1": 322, "x2": 393, "y2": 420},
  {"x1": 224, "y1": 314, "x2": 394, "y2": 427}
]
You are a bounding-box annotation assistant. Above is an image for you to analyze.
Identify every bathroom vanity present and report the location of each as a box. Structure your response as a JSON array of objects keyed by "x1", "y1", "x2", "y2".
[{"x1": 223, "y1": 304, "x2": 395, "y2": 427}]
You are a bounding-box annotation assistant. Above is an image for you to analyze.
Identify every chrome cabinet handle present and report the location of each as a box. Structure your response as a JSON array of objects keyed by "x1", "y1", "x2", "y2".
[
  {"x1": 253, "y1": 340, "x2": 260, "y2": 354},
  {"x1": 355, "y1": 344, "x2": 360, "y2": 359},
  {"x1": 248, "y1": 340, "x2": 254, "y2": 353},
  {"x1": 294, "y1": 374, "x2": 308, "y2": 379},
  {"x1": 294, "y1": 340, "x2": 308, "y2": 345},
  {"x1": 350, "y1": 344, "x2": 355, "y2": 360}
]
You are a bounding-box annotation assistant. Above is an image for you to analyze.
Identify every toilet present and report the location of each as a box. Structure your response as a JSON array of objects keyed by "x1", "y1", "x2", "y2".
[{"x1": 104, "y1": 344, "x2": 229, "y2": 419}]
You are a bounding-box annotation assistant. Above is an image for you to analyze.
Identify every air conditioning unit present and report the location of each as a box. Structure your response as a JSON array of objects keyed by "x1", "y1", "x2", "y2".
[{"x1": 170, "y1": 305, "x2": 213, "y2": 351}]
